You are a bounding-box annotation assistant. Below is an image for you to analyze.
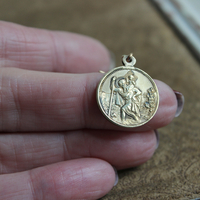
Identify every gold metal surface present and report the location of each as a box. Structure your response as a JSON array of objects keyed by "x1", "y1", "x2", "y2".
[{"x1": 97, "y1": 54, "x2": 159, "y2": 128}]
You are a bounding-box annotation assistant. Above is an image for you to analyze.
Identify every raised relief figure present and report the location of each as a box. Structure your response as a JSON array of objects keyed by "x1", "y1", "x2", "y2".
[
  {"x1": 97, "y1": 54, "x2": 159, "y2": 127},
  {"x1": 109, "y1": 71, "x2": 142, "y2": 123}
]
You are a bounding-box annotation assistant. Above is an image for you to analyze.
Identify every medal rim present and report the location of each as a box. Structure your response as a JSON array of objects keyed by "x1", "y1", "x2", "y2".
[{"x1": 96, "y1": 66, "x2": 159, "y2": 128}]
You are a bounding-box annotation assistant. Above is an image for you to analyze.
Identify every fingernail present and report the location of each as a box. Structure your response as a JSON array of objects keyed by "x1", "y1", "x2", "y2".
[
  {"x1": 155, "y1": 129, "x2": 159, "y2": 149},
  {"x1": 173, "y1": 90, "x2": 184, "y2": 117},
  {"x1": 112, "y1": 166, "x2": 119, "y2": 186},
  {"x1": 109, "y1": 51, "x2": 116, "y2": 70}
]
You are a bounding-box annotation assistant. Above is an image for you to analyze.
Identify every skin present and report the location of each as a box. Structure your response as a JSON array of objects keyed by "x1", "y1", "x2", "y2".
[{"x1": 0, "y1": 21, "x2": 177, "y2": 200}]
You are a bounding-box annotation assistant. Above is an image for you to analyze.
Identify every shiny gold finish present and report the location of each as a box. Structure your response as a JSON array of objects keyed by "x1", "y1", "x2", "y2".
[{"x1": 97, "y1": 54, "x2": 159, "y2": 128}]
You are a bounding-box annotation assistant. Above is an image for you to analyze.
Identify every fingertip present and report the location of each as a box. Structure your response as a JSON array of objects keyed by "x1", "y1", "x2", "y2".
[
  {"x1": 51, "y1": 31, "x2": 112, "y2": 73},
  {"x1": 107, "y1": 131, "x2": 157, "y2": 170},
  {"x1": 130, "y1": 131, "x2": 157, "y2": 167},
  {"x1": 152, "y1": 79, "x2": 177, "y2": 128},
  {"x1": 83, "y1": 158, "x2": 116, "y2": 193}
]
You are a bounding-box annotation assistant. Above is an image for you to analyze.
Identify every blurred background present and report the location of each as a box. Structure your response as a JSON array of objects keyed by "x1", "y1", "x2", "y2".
[
  {"x1": 151, "y1": 0, "x2": 200, "y2": 62},
  {"x1": 0, "y1": 0, "x2": 199, "y2": 199}
]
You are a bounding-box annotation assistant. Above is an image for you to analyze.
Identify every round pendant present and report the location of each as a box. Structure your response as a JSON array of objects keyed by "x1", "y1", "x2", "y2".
[{"x1": 96, "y1": 54, "x2": 159, "y2": 128}]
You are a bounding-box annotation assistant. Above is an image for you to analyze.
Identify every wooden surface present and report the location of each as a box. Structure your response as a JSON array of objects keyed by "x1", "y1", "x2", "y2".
[{"x1": 0, "y1": 0, "x2": 200, "y2": 199}]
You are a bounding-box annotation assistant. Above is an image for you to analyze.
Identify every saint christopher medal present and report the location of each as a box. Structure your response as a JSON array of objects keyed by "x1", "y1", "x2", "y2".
[{"x1": 97, "y1": 53, "x2": 159, "y2": 128}]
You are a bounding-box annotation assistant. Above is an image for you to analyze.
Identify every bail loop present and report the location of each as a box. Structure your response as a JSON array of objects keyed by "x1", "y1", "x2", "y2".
[{"x1": 122, "y1": 54, "x2": 136, "y2": 67}]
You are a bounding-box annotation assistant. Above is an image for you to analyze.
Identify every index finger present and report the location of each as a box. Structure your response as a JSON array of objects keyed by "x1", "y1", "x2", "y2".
[{"x1": 0, "y1": 21, "x2": 113, "y2": 73}]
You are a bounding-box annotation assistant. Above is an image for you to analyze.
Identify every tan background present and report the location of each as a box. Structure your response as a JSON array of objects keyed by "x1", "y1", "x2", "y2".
[{"x1": 0, "y1": 0, "x2": 200, "y2": 199}]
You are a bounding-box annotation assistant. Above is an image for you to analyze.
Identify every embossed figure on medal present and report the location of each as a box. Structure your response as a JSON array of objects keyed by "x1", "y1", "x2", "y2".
[{"x1": 97, "y1": 54, "x2": 159, "y2": 128}]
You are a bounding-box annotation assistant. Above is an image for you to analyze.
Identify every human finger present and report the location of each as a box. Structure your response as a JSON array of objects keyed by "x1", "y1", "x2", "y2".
[
  {"x1": 0, "y1": 21, "x2": 113, "y2": 73},
  {"x1": 0, "y1": 130, "x2": 156, "y2": 174},
  {"x1": 0, "y1": 158, "x2": 116, "y2": 200},
  {"x1": 0, "y1": 68, "x2": 177, "y2": 132}
]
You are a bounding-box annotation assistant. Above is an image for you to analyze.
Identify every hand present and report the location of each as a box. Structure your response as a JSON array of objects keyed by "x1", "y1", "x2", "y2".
[{"x1": 0, "y1": 21, "x2": 178, "y2": 200}]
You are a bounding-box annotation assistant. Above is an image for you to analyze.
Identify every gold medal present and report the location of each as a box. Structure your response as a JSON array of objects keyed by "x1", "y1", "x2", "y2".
[{"x1": 97, "y1": 53, "x2": 159, "y2": 128}]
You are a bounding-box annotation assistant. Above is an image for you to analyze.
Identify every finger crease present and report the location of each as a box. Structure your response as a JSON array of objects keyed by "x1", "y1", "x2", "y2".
[
  {"x1": 28, "y1": 170, "x2": 37, "y2": 200},
  {"x1": 0, "y1": 75, "x2": 3, "y2": 130},
  {"x1": 82, "y1": 77, "x2": 89, "y2": 128},
  {"x1": 63, "y1": 134, "x2": 71, "y2": 160},
  {"x1": 49, "y1": 32, "x2": 59, "y2": 73},
  {"x1": 10, "y1": 78, "x2": 22, "y2": 130},
  {"x1": 82, "y1": 130, "x2": 92, "y2": 158}
]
